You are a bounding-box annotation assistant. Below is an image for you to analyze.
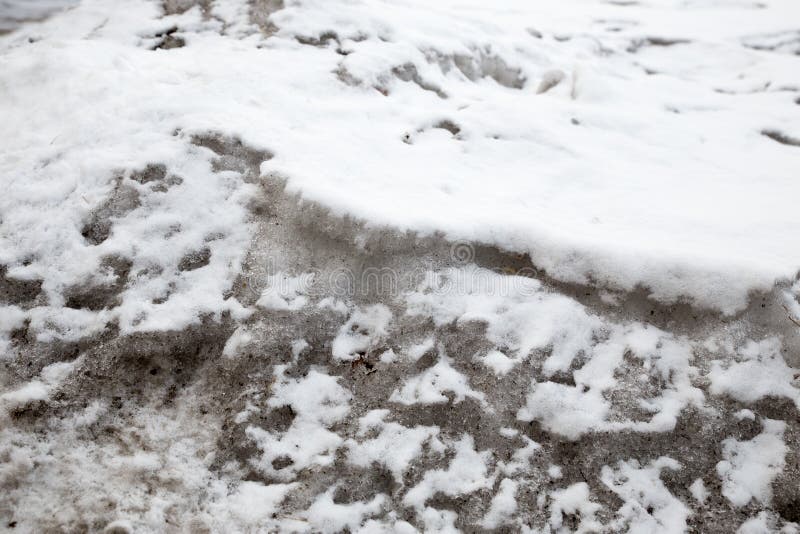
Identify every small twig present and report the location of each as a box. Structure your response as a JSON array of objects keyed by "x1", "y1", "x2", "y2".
[{"x1": 782, "y1": 304, "x2": 800, "y2": 327}]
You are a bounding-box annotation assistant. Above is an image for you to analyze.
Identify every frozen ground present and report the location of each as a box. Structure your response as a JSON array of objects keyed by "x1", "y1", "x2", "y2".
[{"x1": 1, "y1": 0, "x2": 799, "y2": 532}]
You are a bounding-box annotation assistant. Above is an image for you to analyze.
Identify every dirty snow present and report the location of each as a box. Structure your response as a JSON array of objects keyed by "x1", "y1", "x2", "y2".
[{"x1": 1, "y1": 0, "x2": 800, "y2": 532}]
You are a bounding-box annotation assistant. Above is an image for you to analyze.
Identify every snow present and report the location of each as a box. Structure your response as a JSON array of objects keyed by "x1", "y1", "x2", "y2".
[
  {"x1": 0, "y1": 0, "x2": 78, "y2": 32},
  {"x1": 0, "y1": 0, "x2": 797, "y2": 354},
  {"x1": 547, "y1": 464, "x2": 564, "y2": 480},
  {"x1": 304, "y1": 488, "x2": 386, "y2": 534},
  {"x1": 0, "y1": 403, "x2": 232, "y2": 532},
  {"x1": 710, "y1": 338, "x2": 800, "y2": 409},
  {"x1": 346, "y1": 409, "x2": 441, "y2": 484},
  {"x1": 480, "y1": 478, "x2": 519, "y2": 529},
  {"x1": 246, "y1": 0, "x2": 800, "y2": 314},
  {"x1": 403, "y1": 435, "x2": 493, "y2": 511},
  {"x1": 499, "y1": 427, "x2": 519, "y2": 438},
  {"x1": 736, "y1": 409, "x2": 757, "y2": 421},
  {"x1": 2, "y1": 0, "x2": 800, "y2": 531},
  {"x1": 247, "y1": 367, "x2": 352, "y2": 480},
  {"x1": 548, "y1": 482, "x2": 603, "y2": 534},
  {"x1": 222, "y1": 325, "x2": 253, "y2": 357},
  {"x1": 737, "y1": 512, "x2": 799, "y2": 534},
  {"x1": 332, "y1": 304, "x2": 393, "y2": 361},
  {"x1": 601, "y1": 456, "x2": 689, "y2": 534},
  {"x1": 406, "y1": 266, "x2": 599, "y2": 375},
  {"x1": 690, "y1": 478, "x2": 709, "y2": 505},
  {"x1": 419, "y1": 507, "x2": 459, "y2": 533},
  {"x1": 407, "y1": 267, "x2": 706, "y2": 437},
  {"x1": 0, "y1": 305, "x2": 27, "y2": 355},
  {"x1": 498, "y1": 436, "x2": 541, "y2": 477},
  {"x1": 0, "y1": 358, "x2": 79, "y2": 412},
  {"x1": 405, "y1": 266, "x2": 707, "y2": 439},
  {"x1": 390, "y1": 352, "x2": 488, "y2": 407},
  {"x1": 716, "y1": 418, "x2": 787, "y2": 507},
  {"x1": 221, "y1": 481, "x2": 297, "y2": 526},
  {"x1": 518, "y1": 380, "x2": 608, "y2": 440},
  {"x1": 256, "y1": 271, "x2": 314, "y2": 311},
  {"x1": 290, "y1": 338, "x2": 309, "y2": 360},
  {"x1": 479, "y1": 349, "x2": 516, "y2": 376}
]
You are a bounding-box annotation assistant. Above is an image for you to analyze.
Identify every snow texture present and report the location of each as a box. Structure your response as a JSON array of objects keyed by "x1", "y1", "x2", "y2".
[{"x1": 1, "y1": 0, "x2": 800, "y2": 532}]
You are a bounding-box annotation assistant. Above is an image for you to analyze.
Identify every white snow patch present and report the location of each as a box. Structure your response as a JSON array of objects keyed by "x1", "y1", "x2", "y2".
[
  {"x1": 256, "y1": 271, "x2": 314, "y2": 311},
  {"x1": 222, "y1": 326, "x2": 253, "y2": 358},
  {"x1": 346, "y1": 409, "x2": 441, "y2": 484},
  {"x1": 548, "y1": 465, "x2": 563, "y2": 480},
  {"x1": 517, "y1": 381, "x2": 608, "y2": 441},
  {"x1": 499, "y1": 436, "x2": 541, "y2": 476},
  {"x1": 548, "y1": 482, "x2": 603, "y2": 534},
  {"x1": 717, "y1": 418, "x2": 787, "y2": 507},
  {"x1": 2, "y1": 0, "x2": 799, "y2": 332},
  {"x1": 735, "y1": 409, "x2": 757, "y2": 421},
  {"x1": 317, "y1": 297, "x2": 349, "y2": 315},
  {"x1": 291, "y1": 338, "x2": 310, "y2": 360},
  {"x1": 404, "y1": 435, "x2": 493, "y2": 510},
  {"x1": 602, "y1": 457, "x2": 689, "y2": 534},
  {"x1": 390, "y1": 353, "x2": 487, "y2": 407},
  {"x1": 0, "y1": 305, "x2": 27, "y2": 356},
  {"x1": 710, "y1": 338, "x2": 800, "y2": 409},
  {"x1": 736, "y1": 511, "x2": 796, "y2": 534},
  {"x1": 405, "y1": 338, "x2": 435, "y2": 362},
  {"x1": 420, "y1": 507, "x2": 459, "y2": 533},
  {"x1": 479, "y1": 478, "x2": 518, "y2": 529},
  {"x1": 406, "y1": 267, "x2": 600, "y2": 375},
  {"x1": 499, "y1": 427, "x2": 518, "y2": 438},
  {"x1": 332, "y1": 304, "x2": 392, "y2": 361},
  {"x1": 479, "y1": 349, "x2": 516, "y2": 376},
  {"x1": 1, "y1": 358, "x2": 80, "y2": 412},
  {"x1": 304, "y1": 487, "x2": 386, "y2": 534},
  {"x1": 221, "y1": 481, "x2": 297, "y2": 526},
  {"x1": 247, "y1": 367, "x2": 352, "y2": 480},
  {"x1": 690, "y1": 478, "x2": 709, "y2": 505}
]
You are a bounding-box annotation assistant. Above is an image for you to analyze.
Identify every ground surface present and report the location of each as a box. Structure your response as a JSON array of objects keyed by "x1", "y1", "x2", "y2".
[{"x1": 1, "y1": 0, "x2": 800, "y2": 532}]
